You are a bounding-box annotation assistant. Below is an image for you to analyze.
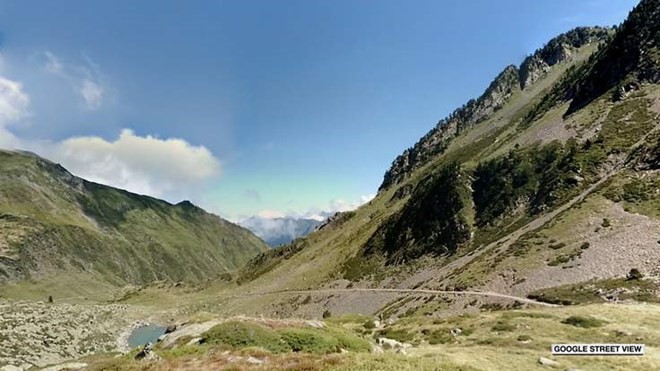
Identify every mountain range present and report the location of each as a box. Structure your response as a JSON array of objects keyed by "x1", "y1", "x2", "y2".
[
  {"x1": 0, "y1": 149, "x2": 267, "y2": 296},
  {"x1": 2, "y1": 0, "x2": 660, "y2": 369},
  {"x1": 239, "y1": 215, "x2": 325, "y2": 247},
  {"x1": 231, "y1": 0, "x2": 660, "y2": 318}
]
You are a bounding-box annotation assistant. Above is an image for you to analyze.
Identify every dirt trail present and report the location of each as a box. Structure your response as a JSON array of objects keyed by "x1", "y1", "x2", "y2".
[{"x1": 228, "y1": 287, "x2": 558, "y2": 307}]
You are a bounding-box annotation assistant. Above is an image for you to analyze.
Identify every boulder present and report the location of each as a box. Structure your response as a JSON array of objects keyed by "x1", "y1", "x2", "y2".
[
  {"x1": 135, "y1": 342, "x2": 161, "y2": 362},
  {"x1": 305, "y1": 320, "x2": 325, "y2": 328},
  {"x1": 186, "y1": 337, "x2": 203, "y2": 346},
  {"x1": 538, "y1": 356, "x2": 560, "y2": 367},
  {"x1": 371, "y1": 344, "x2": 384, "y2": 354},
  {"x1": 246, "y1": 357, "x2": 265, "y2": 365},
  {"x1": 164, "y1": 324, "x2": 177, "y2": 334},
  {"x1": 377, "y1": 337, "x2": 404, "y2": 350}
]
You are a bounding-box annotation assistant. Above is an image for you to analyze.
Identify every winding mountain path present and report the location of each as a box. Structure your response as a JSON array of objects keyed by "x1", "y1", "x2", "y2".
[{"x1": 227, "y1": 287, "x2": 558, "y2": 307}]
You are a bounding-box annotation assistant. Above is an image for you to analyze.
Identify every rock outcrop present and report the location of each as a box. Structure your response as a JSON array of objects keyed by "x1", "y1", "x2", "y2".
[{"x1": 379, "y1": 27, "x2": 611, "y2": 191}]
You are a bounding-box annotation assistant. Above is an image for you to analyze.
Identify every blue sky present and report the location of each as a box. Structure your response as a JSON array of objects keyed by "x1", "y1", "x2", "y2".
[{"x1": 0, "y1": 0, "x2": 638, "y2": 220}]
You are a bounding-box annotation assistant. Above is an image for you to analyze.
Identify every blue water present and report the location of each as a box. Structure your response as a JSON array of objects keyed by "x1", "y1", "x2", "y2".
[{"x1": 127, "y1": 324, "x2": 167, "y2": 348}]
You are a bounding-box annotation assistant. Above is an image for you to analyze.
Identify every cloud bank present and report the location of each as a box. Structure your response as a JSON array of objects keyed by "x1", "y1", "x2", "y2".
[{"x1": 0, "y1": 72, "x2": 220, "y2": 199}]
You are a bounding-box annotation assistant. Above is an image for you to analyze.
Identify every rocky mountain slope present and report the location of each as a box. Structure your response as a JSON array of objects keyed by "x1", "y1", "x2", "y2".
[
  {"x1": 227, "y1": 0, "x2": 660, "y2": 319},
  {"x1": 0, "y1": 150, "x2": 267, "y2": 294}
]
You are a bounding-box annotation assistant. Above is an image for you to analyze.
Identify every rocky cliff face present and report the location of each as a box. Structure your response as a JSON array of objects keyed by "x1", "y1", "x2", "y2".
[
  {"x1": 379, "y1": 27, "x2": 611, "y2": 191},
  {"x1": 519, "y1": 27, "x2": 611, "y2": 89}
]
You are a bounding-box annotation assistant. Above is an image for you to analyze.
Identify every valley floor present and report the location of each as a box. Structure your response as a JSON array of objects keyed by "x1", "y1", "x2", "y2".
[{"x1": 2, "y1": 297, "x2": 658, "y2": 370}]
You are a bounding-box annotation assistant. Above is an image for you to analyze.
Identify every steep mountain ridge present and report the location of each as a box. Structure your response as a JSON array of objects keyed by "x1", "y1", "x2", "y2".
[
  {"x1": 0, "y1": 150, "x2": 267, "y2": 292},
  {"x1": 380, "y1": 27, "x2": 611, "y2": 191},
  {"x1": 228, "y1": 0, "x2": 660, "y2": 319}
]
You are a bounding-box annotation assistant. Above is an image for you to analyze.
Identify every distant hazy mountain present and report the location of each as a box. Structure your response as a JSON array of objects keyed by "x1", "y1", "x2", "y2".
[{"x1": 240, "y1": 215, "x2": 328, "y2": 247}]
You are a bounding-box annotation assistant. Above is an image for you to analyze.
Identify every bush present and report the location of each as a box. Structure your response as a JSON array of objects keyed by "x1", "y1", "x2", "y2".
[
  {"x1": 627, "y1": 268, "x2": 644, "y2": 280},
  {"x1": 491, "y1": 321, "x2": 516, "y2": 332},
  {"x1": 425, "y1": 329, "x2": 454, "y2": 345},
  {"x1": 201, "y1": 321, "x2": 289, "y2": 353},
  {"x1": 517, "y1": 334, "x2": 532, "y2": 342},
  {"x1": 561, "y1": 316, "x2": 605, "y2": 328},
  {"x1": 322, "y1": 310, "x2": 332, "y2": 319},
  {"x1": 601, "y1": 218, "x2": 611, "y2": 227},
  {"x1": 278, "y1": 328, "x2": 339, "y2": 354},
  {"x1": 363, "y1": 319, "x2": 376, "y2": 330},
  {"x1": 580, "y1": 242, "x2": 591, "y2": 250},
  {"x1": 376, "y1": 328, "x2": 415, "y2": 343}
]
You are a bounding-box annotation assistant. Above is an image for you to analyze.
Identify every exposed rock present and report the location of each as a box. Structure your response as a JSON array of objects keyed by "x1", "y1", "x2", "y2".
[
  {"x1": 538, "y1": 356, "x2": 560, "y2": 367},
  {"x1": 377, "y1": 337, "x2": 405, "y2": 350},
  {"x1": 371, "y1": 344, "x2": 385, "y2": 354},
  {"x1": 615, "y1": 329, "x2": 633, "y2": 337},
  {"x1": 305, "y1": 320, "x2": 325, "y2": 328},
  {"x1": 135, "y1": 343, "x2": 160, "y2": 362},
  {"x1": 0, "y1": 366, "x2": 23, "y2": 371},
  {"x1": 42, "y1": 363, "x2": 88, "y2": 371},
  {"x1": 245, "y1": 356, "x2": 265, "y2": 365},
  {"x1": 520, "y1": 27, "x2": 609, "y2": 89},
  {"x1": 164, "y1": 324, "x2": 177, "y2": 334},
  {"x1": 379, "y1": 26, "x2": 611, "y2": 192},
  {"x1": 0, "y1": 300, "x2": 141, "y2": 368},
  {"x1": 160, "y1": 320, "x2": 222, "y2": 348},
  {"x1": 186, "y1": 337, "x2": 203, "y2": 346}
]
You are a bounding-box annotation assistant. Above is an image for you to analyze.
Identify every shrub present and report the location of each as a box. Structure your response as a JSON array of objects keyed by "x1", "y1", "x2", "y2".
[
  {"x1": 201, "y1": 321, "x2": 289, "y2": 353},
  {"x1": 426, "y1": 329, "x2": 454, "y2": 345},
  {"x1": 375, "y1": 328, "x2": 415, "y2": 343},
  {"x1": 322, "y1": 310, "x2": 332, "y2": 319},
  {"x1": 561, "y1": 316, "x2": 605, "y2": 328},
  {"x1": 580, "y1": 242, "x2": 591, "y2": 250},
  {"x1": 363, "y1": 319, "x2": 376, "y2": 330},
  {"x1": 601, "y1": 218, "x2": 611, "y2": 227},
  {"x1": 627, "y1": 268, "x2": 644, "y2": 280},
  {"x1": 491, "y1": 321, "x2": 516, "y2": 332},
  {"x1": 278, "y1": 328, "x2": 339, "y2": 354},
  {"x1": 47, "y1": 295, "x2": 53, "y2": 303}
]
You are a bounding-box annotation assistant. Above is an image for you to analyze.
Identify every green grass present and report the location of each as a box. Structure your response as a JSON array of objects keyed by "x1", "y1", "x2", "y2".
[
  {"x1": 528, "y1": 277, "x2": 660, "y2": 305},
  {"x1": 375, "y1": 327, "x2": 415, "y2": 343},
  {"x1": 0, "y1": 151, "x2": 268, "y2": 296}
]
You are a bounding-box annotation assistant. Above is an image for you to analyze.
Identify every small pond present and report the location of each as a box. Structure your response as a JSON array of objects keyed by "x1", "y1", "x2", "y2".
[{"x1": 127, "y1": 324, "x2": 167, "y2": 349}]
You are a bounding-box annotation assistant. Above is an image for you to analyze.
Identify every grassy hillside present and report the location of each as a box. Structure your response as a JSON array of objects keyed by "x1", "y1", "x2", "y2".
[
  {"x1": 216, "y1": 0, "x2": 660, "y2": 320},
  {"x1": 0, "y1": 150, "x2": 268, "y2": 298}
]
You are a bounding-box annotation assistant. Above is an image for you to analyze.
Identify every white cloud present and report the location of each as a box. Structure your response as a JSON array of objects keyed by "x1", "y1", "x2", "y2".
[
  {"x1": 0, "y1": 76, "x2": 30, "y2": 124},
  {"x1": 257, "y1": 209, "x2": 286, "y2": 219},
  {"x1": 41, "y1": 51, "x2": 105, "y2": 110},
  {"x1": 79, "y1": 79, "x2": 103, "y2": 110},
  {"x1": 328, "y1": 193, "x2": 375, "y2": 213},
  {"x1": 0, "y1": 76, "x2": 30, "y2": 148},
  {"x1": 249, "y1": 193, "x2": 376, "y2": 223},
  {"x1": 0, "y1": 71, "x2": 220, "y2": 198},
  {"x1": 48, "y1": 129, "x2": 221, "y2": 197},
  {"x1": 43, "y1": 51, "x2": 64, "y2": 75}
]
